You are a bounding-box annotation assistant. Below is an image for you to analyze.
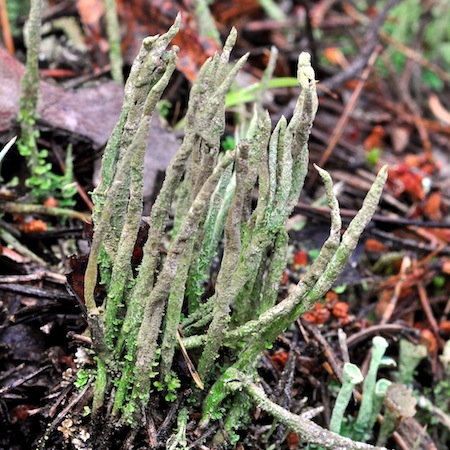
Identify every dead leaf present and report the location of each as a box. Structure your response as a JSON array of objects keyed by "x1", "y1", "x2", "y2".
[
  {"x1": 302, "y1": 302, "x2": 330, "y2": 325},
  {"x1": 443, "y1": 259, "x2": 450, "y2": 274},
  {"x1": 323, "y1": 47, "x2": 349, "y2": 68},
  {"x1": 269, "y1": 349, "x2": 289, "y2": 370},
  {"x1": 18, "y1": 218, "x2": 48, "y2": 233},
  {"x1": 76, "y1": 0, "x2": 109, "y2": 67},
  {"x1": 77, "y1": 0, "x2": 105, "y2": 28},
  {"x1": 293, "y1": 249, "x2": 308, "y2": 268},
  {"x1": 43, "y1": 197, "x2": 59, "y2": 208},
  {"x1": 0, "y1": 47, "x2": 123, "y2": 146},
  {"x1": 117, "y1": 0, "x2": 220, "y2": 82},
  {"x1": 332, "y1": 301, "x2": 349, "y2": 319},
  {"x1": 311, "y1": 0, "x2": 336, "y2": 27},
  {"x1": 391, "y1": 125, "x2": 411, "y2": 153},
  {"x1": 364, "y1": 125, "x2": 386, "y2": 150},
  {"x1": 426, "y1": 228, "x2": 450, "y2": 244},
  {"x1": 365, "y1": 238, "x2": 388, "y2": 253},
  {"x1": 212, "y1": 0, "x2": 260, "y2": 23},
  {"x1": 420, "y1": 328, "x2": 437, "y2": 355},
  {"x1": 387, "y1": 163, "x2": 425, "y2": 201},
  {"x1": 0, "y1": 244, "x2": 27, "y2": 263},
  {"x1": 286, "y1": 431, "x2": 300, "y2": 450},
  {"x1": 422, "y1": 192, "x2": 443, "y2": 221},
  {"x1": 439, "y1": 320, "x2": 450, "y2": 335}
]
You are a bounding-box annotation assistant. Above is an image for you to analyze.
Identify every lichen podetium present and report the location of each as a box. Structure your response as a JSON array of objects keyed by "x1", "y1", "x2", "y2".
[{"x1": 80, "y1": 16, "x2": 387, "y2": 449}]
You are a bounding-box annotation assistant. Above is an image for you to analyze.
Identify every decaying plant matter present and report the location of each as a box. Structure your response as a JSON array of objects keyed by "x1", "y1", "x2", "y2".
[{"x1": 73, "y1": 15, "x2": 387, "y2": 449}]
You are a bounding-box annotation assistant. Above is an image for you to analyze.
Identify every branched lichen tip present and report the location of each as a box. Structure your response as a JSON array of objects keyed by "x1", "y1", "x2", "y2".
[
  {"x1": 223, "y1": 27, "x2": 238, "y2": 52},
  {"x1": 297, "y1": 52, "x2": 315, "y2": 84},
  {"x1": 173, "y1": 12, "x2": 182, "y2": 32},
  {"x1": 377, "y1": 164, "x2": 389, "y2": 181},
  {"x1": 298, "y1": 52, "x2": 311, "y2": 65}
]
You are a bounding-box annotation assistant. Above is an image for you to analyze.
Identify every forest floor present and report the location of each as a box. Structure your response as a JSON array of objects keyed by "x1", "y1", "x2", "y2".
[{"x1": 1, "y1": 1, "x2": 450, "y2": 449}]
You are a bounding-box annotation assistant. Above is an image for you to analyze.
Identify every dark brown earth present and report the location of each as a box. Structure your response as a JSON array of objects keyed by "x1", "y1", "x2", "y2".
[{"x1": 1, "y1": 1, "x2": 450, "y2": 449}]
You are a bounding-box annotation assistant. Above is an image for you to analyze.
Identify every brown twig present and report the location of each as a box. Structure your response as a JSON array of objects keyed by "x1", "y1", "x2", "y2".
[
  {"x1": 294, "y1": 202, "x2": 450, "y2": 230},
  {"x1": 35, "y1": 383, "x2": 93, "y2": 450},
  {"x1": 299, "y1": 318, "x2": 343, "y2": 383},
  {"x1": 380, "y1": 51, "x2": 433, "y2": 163},
  {"x1": 0, "y1": 271, "x2": 66, "y2": 284},
  {"x1": 275, "y1": 331, "x2": 298, "y2": 444},
  {"x1": 343, "y1": 2, "x2": 450, "y2": 85},
  {"x1": 308, "y1": 47, "x2": 381, "y2": 190},
  {"x1": 346, "y1": 324, "x2": 421, "y2": 348},
  {"x1": 0, "y1": 0, "x2": 14, "y2": 55},
  {"x1": 1, "y1": 201, "x2": 91, "y2": 221},
  {"x1": 67, "y1": 332, "x2": 92, "y2": 347},
  {"x1": 369, "y1": 94, "x2": 450, "y2": 135},
  {"x1": 0, "y1": 365, "x2": 51, "y2": 395},
  {"x1": 416, "y1": 280, "x2": 440, "y2": 341},
  {"x1": 369, "y1": 229, "x2": 450, "y2": 256},
  {"x1": 0, "y1": 283, "x2": 74, "y2": 301},
  {"x1": 379, "y1": 255, "x2": 410, "y2": 325},
  {"x1": 320, "y1": 0, "x2": 401, "y2": 93}
]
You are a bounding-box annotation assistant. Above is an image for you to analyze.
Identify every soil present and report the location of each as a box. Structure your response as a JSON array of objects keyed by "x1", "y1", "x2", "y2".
[{"x1": 1, "y1": 1, "x2": 450, "y2": 449}]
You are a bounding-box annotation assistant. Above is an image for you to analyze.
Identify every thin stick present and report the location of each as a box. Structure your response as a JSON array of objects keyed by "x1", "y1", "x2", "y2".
[
  {"x1": 416, "y1": 280, "x2": 440, "y2": 340},
  {"x1": 379, "y1": 255, "x2": 410, "y2": 325},
  {"x1": 2, "y1": 201, "x2": 90, "y2": 221},
  {"x1": 309, "y1": 46, "x2": 381, "y2": 188},
  {"x1": 0, "y1": 0, "x2": 15, "y2": 55}
]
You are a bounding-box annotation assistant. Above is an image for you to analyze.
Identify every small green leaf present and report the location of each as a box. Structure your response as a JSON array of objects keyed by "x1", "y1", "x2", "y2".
[
  {"x1": 433, "y1": 275, "x2": 446, "y2": 288},
  {"x1": 366, "y1": 147, "x2": 382, "y2": 166},
  {"x1": 333, "y1": 284, "x2": 347, "y2": 294},
  {"x1": 165, "y1": 392, "x2": 177, "y2": 402},
  {"x1": 74, "y1": 369, "x2": 89, "y2": 389}
]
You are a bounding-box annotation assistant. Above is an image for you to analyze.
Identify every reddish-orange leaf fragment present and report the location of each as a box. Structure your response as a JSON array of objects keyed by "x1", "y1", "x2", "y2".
[
  {"x1": 270, "y1": 349, "x2": 289, "y2": 370},
  {"x1": 18, "y1": 218, "x2": 48, "y2": 233},
  {"x1": 365, "y1": 238, "x2": 388, "y2": 253},
  {"x1": 439, "y1": 320, "x2": 450, "y2": 335},
  {"x1": 387, "y1": 163, "x2": 425, "y2": 201},
  {"x1": 422, "y1": 192, "x2": 443, "y2": 221},
  {"x1": 375, "y1": 289, "x2": 392, "y2": 318},
  {"x1": 323, "y1": 47, "x2": 348, "y2": 68},
  {"x1": 44, "y1": 197, "x2": 59, "y2": 208},
  {"x1": 293, "y1": 249, "x2": 308, "y2": 268},
  {"x1": 117, "y1": 0, "x2": 220, "y2": 82},
  {"x1": 420, "y1": 328, "x2": 437, "y2": 355},
  {"x1": 66, "y1": 253, "x2": 89, "y2": 304},
  {"x1": 332, "y1": 301, "x2": 349, "y2": 319},
  {"x1": 77, "y1": 0, "x2": 104, "y2": 28},
  {"x1": 0, "y1": 244, "x2": 26, "y2": 263},
  {"x1": 302, "y1": 302, "x2": 330, "y2": 325},
  {"x1": 10, "y1": 405, "x2": 30, "y2": 422},
  {"x1": 325, "y1": 291, "x2": 338, "y2": 304},
  {"x1": 364, "y1": 125, "x2": 385, "y2": 150},
  {"x1": 76, "y1": 0, "x2": 106, "y2": 53},
  {"x1": 286, "y1": 431, "x2": 300, "y2": 449},
  {"x1": 442, "y1": 258, "x2": 450, "y2": 274}
]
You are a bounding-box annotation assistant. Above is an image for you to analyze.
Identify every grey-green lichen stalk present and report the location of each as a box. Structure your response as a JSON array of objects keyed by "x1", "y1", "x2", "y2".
[
  {"x1": 82, "y1": 16, "x2": 388, "y2": 448},
  {"x1": 223, "y1": 368, "x2": 387, "y2": 450}
]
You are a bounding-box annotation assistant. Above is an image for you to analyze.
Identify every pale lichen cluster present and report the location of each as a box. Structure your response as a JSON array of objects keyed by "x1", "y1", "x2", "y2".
[{"x1": 83, "y1": 14, "x2": 387, "y2": 448}]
